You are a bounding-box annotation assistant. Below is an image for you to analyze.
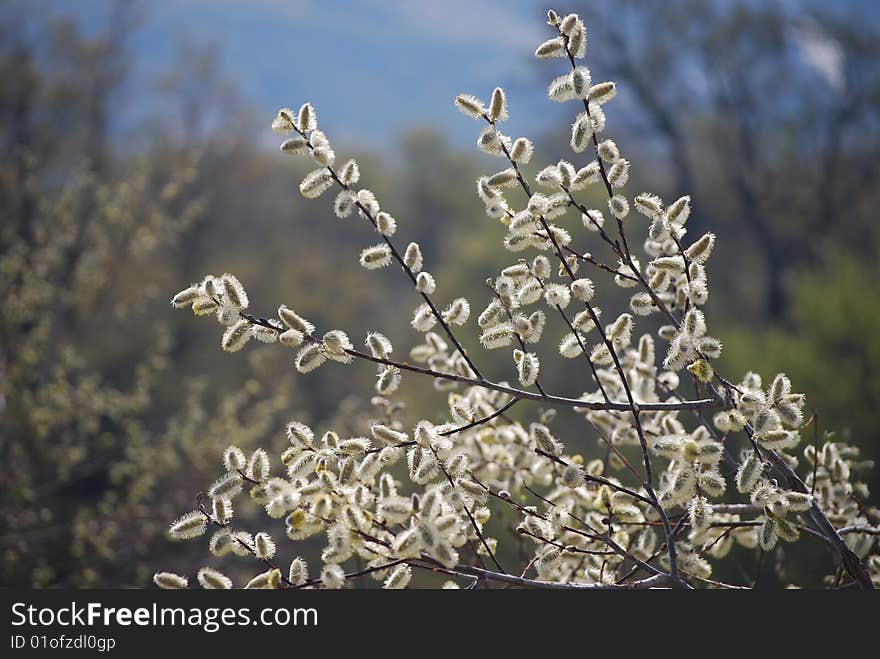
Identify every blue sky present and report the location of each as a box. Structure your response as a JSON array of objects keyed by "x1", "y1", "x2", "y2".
[
  {"x1": 37, "y1": 0, "x2": 555, "y2": 149},
  {"x1": 25, "y1": 0, "x2": 879, "y2": 150}
]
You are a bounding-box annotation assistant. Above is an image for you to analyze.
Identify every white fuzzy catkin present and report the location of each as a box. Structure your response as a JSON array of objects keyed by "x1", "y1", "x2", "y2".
[
  {"x1": 489, "y1": 87, "x2": 508, "y2": 121},
  {"x1": 634, "y1": 193, "x2": 664, "y2": 219},
  {"x1": 443, "y1": 298, "x2": 471, "y2": 326},
  {"x1": 608, "y1": 159, "x2": 629, "y2": 189},
  {"x1": 568, "y1": 22, "x2": 587, "y2": 58},
  {"x1": 570, "y1": 278, "x2": 595, "y2": 301},
  {"x1": 296, "y1": 102, "x2": 316, "y2": 131},
  {"x1": 171, "y1": 286, "x2": 200, "y2": 308},
  {"x1": 366, "y1": 332, "x2": 393, "y2": 359},
  {"x1": 686, "y1": 233, "x2": 716, "y2": 264},
  {"x1": 376, "y1": 211, "x2": 397, "y2": 235},
  {"x1": 535, "y1": 36, "x2": 566, "y2": 58},
  {"x1": 404, "y1": 242, "x2": 423, "y2": 272},
  {"x1": 454, "y1": 94, "x2": 485, "y2": 119},
  {"x1": 224, "y1": 446, "x2": 246, "y2": 472},
  {"x1": 536, "y1": 165, "x2": 563, "y2": 188},
  {"x1": 321, "y1": 563, "x2": 346, "y2": 589},
  {"x1": 480, "y1": 323, "x2": 514, "y2": 349},
  {"x1": 168, "y1": 511, "x2": 206, "y2": 540},
  {"x1": 312, "y1": 146, "x2": 335, "y2": 167},
  {"x1": 510, "y1": 137, "x2": 534, "y2": 163},
  {"x1": 340, "y1": 159, "x2": 360, "y2": 185},
  {"x1": 356, "y1": 189, "x2": 380, "y2": 215},
  {"x1": 589, "y1": 81, "x2": 616, "y2": 104},
  {"x1": 280, "y1": 136, "x2": 308, "y2": 155},
  {"x1": 571, "y1": 66, "x2": 592, "y2": 99},
  {"x1": 487, "y1": 168, "x2": 518, "y2": 188},
  {"x1": 558, "y1": 333, "x2": 585, "y2": 358},
  {"x1": 208, "y1": 471, "x2": 243, "y2": 500},
  {"x1": 198, "y1": 567, "x2": 233, "y2": 590},
  {"x1": 548, "y1": 74, "x2": 575, "y2": 103},
  {"x1": 153, "y1": 572, "x2": 188, "y2": 589},
  {"x1": 250, "y1": 533, "x2": 275, "y2": 562},
  {"x1": 572, "y1": 162, "x2": 600, "y2": 189},
  {"x1": 609, "y1": 195, "x2": 630, "y2": 219},
  {"x1": 477, "y1": 126, "x2": 504, "y2": 155},
  {"x1": 666, "y1": 195, "x2": 691, "y2": 226},
  {"x1": 383, "y1": 564, "x2": 412, "y2": 589},
  {"x1": 562, "y1": 463, "x2": 586, "y2": 488},
  {"x1": 299, "y1": 168, "x2": 333, "y2": 198},
  {"x1": 334, "y1": 191, "x2": 356, "y2": 218},
  {"x1": 514, "y1": 350, "x2": 540, "y2": 386},
  {"x1": 360, "y1": 244, "x2": 393, "y2": 270},
  {"x1": 544, "y1": 283, "x2": 571, "y2": 309},
  {"x1": 597, "y1": 139, "x2": 620, "y2": 162},
  {"x1": 245, "y1": 569, "x2": 281, "y2": 589},
  {"x1": 416, "y1": 271, "x2": 436, "y2": 294},
  {"x1": 295, "y1": 343, "x2": 326, "y2": 373},
  {"x1": 411, "y1": 303, "x2": 437, "y2": 332},
  {"x1": 220, "y1": 274, "x2": 248, "y2": 309},
  {"x1": 272, "y1": 108, "x2": 295, "y2": 134},
  {"x1": 323, "y1": 330, "x2": 354, "y2": 363},
  {"x1": 570, "y1": 113, "x2": 593, "y2": 153}
]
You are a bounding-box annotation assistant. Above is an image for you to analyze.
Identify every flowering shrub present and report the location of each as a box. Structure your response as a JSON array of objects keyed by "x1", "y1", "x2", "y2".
[{"x1": 158, "y1": 9, "x2": 878, "y2": 590}]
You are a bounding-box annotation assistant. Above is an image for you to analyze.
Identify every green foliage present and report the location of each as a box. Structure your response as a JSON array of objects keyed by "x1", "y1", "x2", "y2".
[{"x1": 721, "y1": 254, "x2": 880, "y2": 484}]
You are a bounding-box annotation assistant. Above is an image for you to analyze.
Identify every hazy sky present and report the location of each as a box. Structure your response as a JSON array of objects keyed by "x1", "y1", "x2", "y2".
[
  {"x1": 41, "y1": 0, "x2": 555, "y2": 149},
  {"x1": 28, "y1": 0, "x2": 877, "y2": 150}
]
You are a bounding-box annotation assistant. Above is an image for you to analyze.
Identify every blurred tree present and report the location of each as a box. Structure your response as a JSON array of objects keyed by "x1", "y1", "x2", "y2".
[
  {"x1": 0, "y1": 5, "x2": 410, "y2": 586},
  {"x1": 720, "y1": 252, "x2": 880, "y2": 494},
  {"x1": 576, "y1": 0, "x2": 880, "y2": 320},
  {"x1": 559, "y1": 0, "x2": 880, "y2": 495},
  {"x1": 0, "y1": 6, "x2": 299, "y2": 587}
]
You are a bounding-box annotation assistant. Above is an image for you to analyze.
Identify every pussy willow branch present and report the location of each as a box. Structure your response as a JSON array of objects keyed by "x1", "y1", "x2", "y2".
[
  {"x1": 563, "y1": 188, "x2": 681, "y2": 326},
  {"x1": 521, "y1": 481, "x2": 676, "y2": 581},
  {"x1": 485, "y1": 112, "x2": 612, "y2": 404},
  {"x1": 517, "y1": 27, "x2": 692, "y2": 578},
  {"x1": 519, "y1": 528, "x2": 618, "y2": 556},
  {"x1": 533, "y1": 448, "x2": 655, "y2": 507},
  {"x1": 439, "y1": 395, "x2": 521, "y2": 436},
  {"x1": 239, "y1": 311, "x2": 716, "y2": 412},
  {"x1": 532, "y1": 274, "x2": 611, "y2": 403},
  {"x1": 291, "y1": 494, "x2": 691, "y2": 590},
  {"x1": 467, "y1": 451, "x2": 655, "y2": 515},
  {"x1": 196, "y1": 497, "x2": 295, "y2": 588},
  {"x1": 289, "y1": 554, "x2": 679, "y2": 590},
  {"x1": 248, "y1": 300, "x2": 666, "y2": 583},
  {"x1": 518, "y1": 135, "x2": 681, "y2": 579},
  {"x1": 555, "y1": 26, "x2": 875, "y2": 587},
  {"x1": 585, "y1": 416, "x2": 654, "y2": 486},
  {"x1": 558, "y1": 242, "x2": 639, "y2": 282},
  {"x1": 289, "y1": 124, "x2": 484, "y2": 380},
  {"x1": 484, "y1": 279, "x2": 549, "y2": 397},
  {"x1": 472, "y1": 473, "x2": 672, "y2": 581},
  {"x1": 733, "y1": 405, "x2": 874, "y2": 589},
  {"x1": 839, "y1": 525, "x2": 880, "y2": 536},
  {"x1": 290, "y1": 558, "x2": 409, "y2": 590},
  {"x1": 436, "y1": 564, "x2": 684, "y2": 590},
  {"x1": 255, "y1": 272, "x2": 690, "y2": 581},
  {"x1": 556, "y1": 29, "x2": 685, "y2": 328},
  {"x1": 563, "y1": 25, "x2": 876, "y2": 586},
  {"x1": 426, "y1": 443, "x2": 506, "y2": 573}
]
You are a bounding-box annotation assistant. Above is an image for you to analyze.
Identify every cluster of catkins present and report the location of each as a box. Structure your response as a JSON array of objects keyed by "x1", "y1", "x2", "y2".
[{"x1": 157, "y1": 9, "x2": 878, "y2": 589}]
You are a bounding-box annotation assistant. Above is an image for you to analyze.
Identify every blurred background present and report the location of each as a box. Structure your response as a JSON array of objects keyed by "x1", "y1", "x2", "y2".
[{"x1": 1, "y1": 0, "x2": 878, "y2": 588}]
